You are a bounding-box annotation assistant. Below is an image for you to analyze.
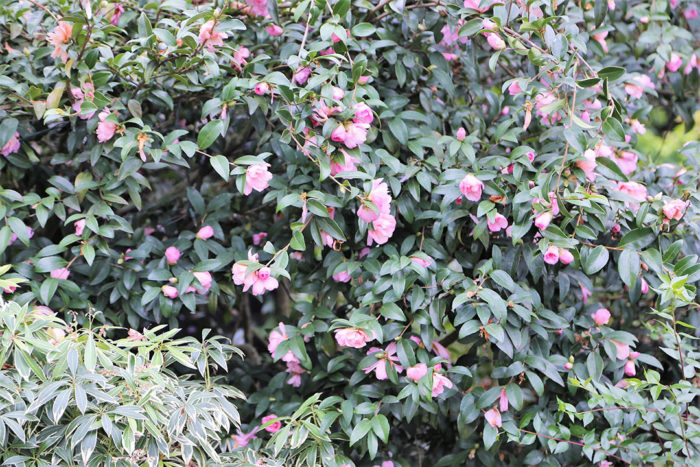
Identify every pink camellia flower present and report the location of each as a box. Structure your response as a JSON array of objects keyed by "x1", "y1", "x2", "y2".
[
  {"x1": 74, "y1": 219, "x2": 86, "y2": 236},
  {"x1": 333, "y1": 270, "x2": 352, "y2": 282},
  {"x1": 246, "y1": 0, "x2": 269, "y2": 16},
  {"x1": 591, "y1": 308, "x2": 610, "y2": 326},
  {"x1": 607, "y1": 0, "x2": 615, "y2": 9},
  {"x1": 684, "y1": 54, "x2": 697, "y2": 75},
  {"x1": 459, "y1": 174, "x2": 484, "y2": 202},
  {"x1": 265, "y1": 24, "x2": 283, "y2": 36},
  {"x1": 484, "y1": 407, "x2": 502, "y2": 428},
  {"x1": 367, "y1": 213, "x2": 397, "y2": 245},
  {"x1": 580, "y1": 283, "x2": 592, "y2": 304},
  {"x1": 487, "y1": 214, "x2": 508, "y2": 233},
  {"x1": 558, "y1": 248, "x2": 574, "y2": 264},
  {"x1": 48, "y1": 21, "x2": 73, "y2": 62},
  {"x1": 534, "y1": 211, "x2": 552, "y2": 230},
  {"x1": 543, "y1": 246, "x2": 559, "y2": 265},
  {"x1": 432, "y1": 369, "x2": 453, "y2": 397},
  {"x1": 534, "y1": 91, "x2": 563, "y2": 125},
  {"x1": 293, "y1": 67, "x2": 311, "y2": 85},
  {"x1": 358, "y1": 75, "x2": 371, "y2": 84},
  {"x1": 334, "y1": 328, "x2": 372, "y2": 348},
  {"x1": 482, "y1": 19, "x2": 497, "y2": 30},
  {"x1": 640, "y1": 277, "x2": 649, "y2": 294},
  {"x1": 577, "y1": 149, "x2": 598, "y2": 182},
  {"x1": 96, "y1": 108, "x2": 118, "y2": 143},
  {"x1": 410, "y1": 256, "x2": 433, "y2": 267},
  {"x1": 1, "y1": 131, "x2": 20, "y2": 156},
  {"x1": 624, "y1": 75, "x2": 655, "y2": 99},
  {"x1": 600, "y1": 460, "x2": 613, "y2": 467},
  {"x1": 50, "y1": 267, "x2": 70, "y2": 280},
  {"x1": 592, "y1": 308, "x2": 611, "y2": 325},
  {"x1": 196, "y1": 225, "x2": 214, "y2": 240},
  {"x1": 331, "y1": 124, "x2": 347, "y2": 143},
  {"x1": 592, "y1": 31, "x2": 608, "y2": 53},
  {"x1": 244, "y1": 164, "x2": 273, "y2": 195},
  {"x1": 2, "y1": 285, "x2": 17, "y2": 294},
  {"x1": 352, "y1": 102, "x2": 374, "y2": 124},
  {"x1": 662, "y1": 199, "x2": 688, "y2": 222},
  {"x1": 261, "y1": 414, "x2": 282, "y2": 433},
  {"x1": 342, "y1": 122, "x2": 369, "y2": 149},
  {"x1": 443, "y1": 53, "x2": 458, "y2": 61},
  {"x1": 485, "y1": 32, "x2": 506, "y2": 50},
  {"x1": 247, "y1": 267, "x2": 278, "y2": 296},
  {"x1": 330, "y1": 151, "x2": 359, "y2": 176},
  {"x1": 456, "y1": 127, "x2": 467, "y2": 141},
  {"x1": 629, "y1": 119, "x2": 646, "y2": 134},
  {"x1": 464, "y1": 0, "x2": 492, "y2": 12},
  {"x1": 364, "y1": 342, "x2": 403, "y2": 380},
  {"x1": 359, "y1": 247, "x2": 371, "y2": 258},
  {"x1": 268, "y1": 322, "x2": 299, "y2": 363},
  {"x1": 685, "y1": 8, "x2": 699, "y2": 19},
  {"x1": 624, "y1": 359, "x2": 636, "y2": 376},
  {"x1": 110, "y1": 3, "x2": 124, "y2": 26},
  {"x1": 232, "y1": 428, "x2": 258, "y2": 448},
  {"x1": 666, "y1": 52, "x2": 683, "y2": 72},
  {"x1": 198, "y1": 20, "x2": 228, "y2": 52},
  {"x1": 232, "y1": 250, "x2": 258, "y2": 285},
  {"x1": 615, "y1": 151, "x2": 638, "y2": 175},
  {"x1": 254, "y1": 82, "x2": 270, "y2": 95},
  {"x1": 499, "y1": 387, "x2": 509, "y2": 412},
  {"x1": 232, "y1": 47, "x2": 250, "y2": 70},
  {"x1": 332, "y1": 87, "x2": 345, "y2": 100},
  {"x1": 508, "y1": 81, "x2": 523, "y2": 95},
  {"x1": 165, "y1": 246, "x2": 181, "y2": 265},
  {"x1": 431, "y1": 341, "x2": 452, "y2": 366},
  {"x1": 185, "y1": 271, "x2": 212, "y2": 294},
  {"x1": 612, "y1": 340, "x2": 630, "y2": 360},
  {"x1": 161, "y1": 284, "x2": 178, "y2": 298},
  {"x1": 616, "y1": 181, "x2": 647, "y2": 202},
  {"x1": 252, "y1": 232, "x2": 268, "y2": 246},
  {"x1": 358, "y1": 179, "x2": 392, "y2": 223},
  {"x1": 406, "y1": 363, "x2": 428, "y2": 382}
]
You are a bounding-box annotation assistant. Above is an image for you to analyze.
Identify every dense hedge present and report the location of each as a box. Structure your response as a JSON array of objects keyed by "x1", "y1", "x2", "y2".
[{"x1": 0, "y1": 0, "x2": 699, "y2": 465}]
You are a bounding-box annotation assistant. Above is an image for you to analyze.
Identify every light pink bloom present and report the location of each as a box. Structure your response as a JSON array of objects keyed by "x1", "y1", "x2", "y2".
[
  {"x1": 97, "y1": 107, "x2": 118, "y2": 143},
  {"x1": 543, "y1": 246, "x2": 559, "y2": 265},
  {"x1": 624, "y1": 359, "x2": 636, "y2": 376},
  {"x1": 71, "y1": 87, "x2": 95, "y2": 119},
  {"x1": 464, "y1": 0, "x2": 492, "y2": 12},
  {"x1": 245, "y1": 0, "x2": 269, "y2": 15},
  {"x1": 615, "y1": 151, "x2": 638, "y2": 175},
  {"x1": 534, "y1": 91, "x2": 563, "y2": 125},
  {"x1": 484, "y1": 407, "x2": 502, "y2": 427},
  {"x1": 364, "y1": 342, "x2": 402, "y2": 380},
  {"x1": 286, "y1": 360, "x2": 306, "y2": 387},
  {"x1": 558, "y1": 249, "x2": 574, "y2": 264},
  {"x1": 196, "y1": 225, "x2": 214, "y2": 240},
  {"x1": 1, "y1": 131, "x2": 20, "y2": 156},
  {"x1": 165, "y1": 246, "x2": 181, "y2": 265},
  {"x1": 47, "y1": 327, "x2": 66, "y2": 345},
  {"x1": 456, "y1": 127, "x2": 467, "y2": 141},
  {"x1": 534, "y1": 211, "x2": 552, "y2": 230},
  {"x1": 252, "y1": 232, "x2": 268, "y2": 245},
  {"x1": 629, "y1": 119, "x2": 646, "y2": 134},
  {"x1": 74, "y1": 219, "x2": 86, "y2": 236},
  {"x1": 353, "y1": 103, "x2": 373, "y2": 124},
  {"x1": 343, "y1": 122, "x2": 369, "y2": 149},
  {"x1": 592, "y1": 32, "x2": 608, "y2": 53},
  {"x1": 662, "y1": 199, "x2": 688, "y2": 221},
  {"x1": 246, "y1": 267, "x2": 279, "y2": 296},
  {"x1": 261, "y1": 414, "x2": 282, "y2": 433},
  {"x1": 232, "y1": 47, "x2": 250, "y2": 69},
  {"x1": 367, "y1": 213, "x2": 396, "y2": 245},
  {"x1": 666, "y1": 52, "x2": 683, "y2": 72},
  {"x1": 198, "y1": 20, "x2": 228, "y2": 52},
  {"x1": 482, "y1": 19, "x2": 497, "y2": 30},
  {"x1": 265, "y1": 24, "x2": 283, "y2": 36},
  {"x1": 330, "y1": 151, "x2": 359, "y2": 176},
  {"x1": 684, "y1": 54, "x2": 697, "y2": 75},
  {"x1": 232, "y1": 428, "x2": 258, "y2": 447},
  {"x1": 406, "y1": 363, "x2": 428, "y2": 381},
  {"x1": 244, "y1": 164, "x2": 273, "y2": 195},
  {"x1": 268, "y1": 323, "x2": 298, "y2": 363},
  {"x1": 685, "y1": 8, "x2": 699, "y2": 19},
  {"x1": 499, "y1": 388, "x2": 509, "y2": 411},
  {"x1": 616, "y1": 181, "x2": 647, "y2": 202},
  {"x1": 459, "y1": 174, "x2": 484, "y2": 202},
  {"x1": 600, "y1": 461, "x2": 613, "y2": 467},
  {"x1": 50, "y1": 268, "x2": 70, "y2": 280},
  {"x1": 485, "y1": 32, "x2": 506, "y2": 50},
  {"x1": 185, "y1": 271, "x2": 212, "y2": 294},
  {"x1": 332, "y1": 87, "x2": 345, "y2": 100},
  {"x1": 293, "y1": 67, "x2": 311, "y2": 85},
  {"x1": 358, "y1": 179, "x2": 392, "y2": 223},
  {"x1": 641, "y1": 278, "x2": 649, "y2": 294},
  {"x1": 431, "y1": 341, "x2": 452, "y2": 365},
  {"x1": 581, "y1": 284, "x2": 592, "y2": 304},
  {"x1": 624, "y1": 75, "x2": 655, "y2": 99},
  {"x1": 331, "y1": 125, "x2": 346, "y2": 143},
  {"x1": 443, "y1": 52, "x2": 458, "y2": 61},
  {"x1": 254, "y1": 82, "x2": 270, "y2": 95},
  {"x1": 508, "y1": 81, "x2": 523, "y2": 95},
  {"x1": 48, "y1": 21, "x2": 72, "y2": 62},
  {"x1": 612, "y1": 340, "x2": 630, "y2": 360},
  {"x1": 607, "y1": 0, "x2": 615, "y2": 9},
  {"x1": 333, "y1": 270, "x2": 351, "y2": 282},
  {"x1": 487, "y1": 214, "x2": 508, "y2": 232},
  {"x1": 591, "y1": 308, "x2": 611, "y2": 325},
  {"x1": 432, "y1": 370, "x2": 453, "y2": 397},
  {"x1": 110, "y1": 3, "x2": 124, "y2": 26},
  {"x1": 161, "y1": 285, "x2": 178, "y2": 298},
  {"x1": 359, "y1": 247, "x2": 371, "y2": 258},
  {"x1": 358, "y1": 75, "x2": 370, "y2": 84},
  {"x1": 334, "y1": 328, "x2": 372, "y2": 348}
]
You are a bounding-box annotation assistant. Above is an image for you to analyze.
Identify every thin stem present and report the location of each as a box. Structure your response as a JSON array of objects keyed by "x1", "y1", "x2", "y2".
[
  {"x1": 555, "y1": 61, "x2": 578, "y2": 194},
  {"x1": 27, "y1": 0, "x2": 59, "y2": 21},
  {"x1": 519, "y1": 429, "x2": 633, "y2": 464}
]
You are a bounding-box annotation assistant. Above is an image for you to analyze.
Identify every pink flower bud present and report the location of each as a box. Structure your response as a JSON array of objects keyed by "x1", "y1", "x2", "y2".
[
  {"x1": 591, "y1": 308, "x2": 611, "y2": 325},
  {"x1": 265, "y1": 25, "x2": 283, "y2": 36},
  {"x1": 162, "y1": 285, "x2": 178, "y2": 298},
  {"x1": 456, "y1": 127, "x2": 466, "y2": 141},
  {"x1": 558, "y1": 248, "x2": 574, "y2": 264},
  {"x1": 484, "y1": 407, "x2": 502, "y2": 427},
  {"x1": 406, "y1": 363, "x2": 428, "y2": 382},
  {"x1": 543, "y1": 246, "x2": 559, "y2": 265},
  {"x1": 261, "y1": 414, "x2": 282, "y2": 432},
  {"x1": 624, "y1": 359, "x2": 636, "y2": 376},
  {"x1": 534, "y1": 211, "x2": 552, "y2": 230},
  {"x1": 640, "y1": 278, "x2": 649, "y2": 294},
  {"x1": 74, "y1": 219, "x2": 86, "y2": 236},
  {"x1": 196, "y1": 226, "x2": 214, "y2": 240},
  {"x1": 564, "y1": 362, "x2": 573, "y2": 370},
  {"x1": 165, "y1": 246, "x2": 181, "y2": 265},
  {"x1": 459, "y1": 174, "x2": 484, "y2": 201},
  {"x1": 331, "y1": 125, "x2": 347, "y2": 142},
  {"x1": 254, "y1": 82, "x2": 270, "y2": 95},
  {"x1": 499, "y1": 388, "x2": 509, "y2": 411},
  {"x1": 485, "y1": 32, "x2": 506, "y2": 50},
  {"x1": 332, "y1": 87, "x2": 345, "y2": 100}
]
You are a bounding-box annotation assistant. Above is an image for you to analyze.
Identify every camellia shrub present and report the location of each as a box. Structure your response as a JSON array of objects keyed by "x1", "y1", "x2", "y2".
[{"x1": 0, "y1": 0, "x2": 699, "y2": 465}]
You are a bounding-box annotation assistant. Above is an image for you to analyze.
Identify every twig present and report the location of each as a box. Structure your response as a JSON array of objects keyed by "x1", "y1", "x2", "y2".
[
  {"x1": 555, "y1": 61, "x2": 578, "y2": 194},
  {"x1": 27, "y1": 0, "x2": 59, "y2": 22}
]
